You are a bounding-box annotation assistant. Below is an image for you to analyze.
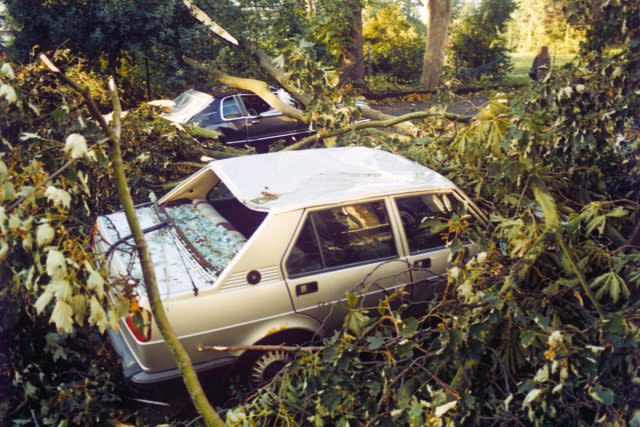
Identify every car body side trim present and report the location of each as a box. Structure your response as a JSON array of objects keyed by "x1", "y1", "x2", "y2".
[{"x1": 226, "y1": 129, "x2": 314, "y2": 144}]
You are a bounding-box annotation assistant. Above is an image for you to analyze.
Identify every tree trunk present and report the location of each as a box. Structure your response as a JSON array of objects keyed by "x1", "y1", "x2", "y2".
[
  {"x1": 341, "y1": 4, "x2": 364, "y2": 86},
  {"x1": 420, "y1": 0, "x2": 452, "y2": 90}
]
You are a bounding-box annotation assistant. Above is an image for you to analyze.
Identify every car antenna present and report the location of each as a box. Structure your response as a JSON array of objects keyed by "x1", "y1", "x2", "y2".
[{"x1": 149, "y1": 192, "x2": 200, "y2": 297}]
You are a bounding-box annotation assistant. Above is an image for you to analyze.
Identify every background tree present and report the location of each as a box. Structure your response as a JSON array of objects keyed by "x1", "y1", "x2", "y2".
[
  {"x1": 449, "y1": 0, "x2": 516, "y2": 79},
  {"x1": 363, "y1": 3, "x2": 424, "y2": 82},
  {"x1": 420, "y1": 0, "x2": 453, "y2": 90},
  {"x1": 5, "y1": 0, "x2": 221, "y2": 99},
  {"x1": 505, "y1": 0, "x2": 581, "y2": 54}
]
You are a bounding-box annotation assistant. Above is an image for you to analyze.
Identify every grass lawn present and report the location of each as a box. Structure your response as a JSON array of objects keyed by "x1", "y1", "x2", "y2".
[{"x1": 509, "y1": 53, "x2": 574, "y2": 77}]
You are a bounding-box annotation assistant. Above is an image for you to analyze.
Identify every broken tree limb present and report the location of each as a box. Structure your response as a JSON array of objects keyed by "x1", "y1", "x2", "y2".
[
  {"x1": 199, "y1": 344, "x2": 324, "y2": 352},
  {"x1": 283, "y1": 110, "x2": 471, "y2": 151},
  {"x1": 180, "y1": 0, "x2": 420, "y2": 136},
  {"x1": 183, "y1": 56, "x2": 307, "y2": 122},
  {"x1": 182, "y1": 0, "x2": 312, "y2": 106},
  {"x1": 41, "y1": 54, "x2": 226, "y2": 427}
]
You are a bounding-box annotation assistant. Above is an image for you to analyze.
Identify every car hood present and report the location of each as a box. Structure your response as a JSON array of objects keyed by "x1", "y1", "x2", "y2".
[{"x1": 163, "y1": 89, "x2": 214, "y2": 124}]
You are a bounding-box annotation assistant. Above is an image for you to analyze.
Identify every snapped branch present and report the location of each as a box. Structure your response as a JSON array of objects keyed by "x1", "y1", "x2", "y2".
[
  {"x1": 183, "y1": 56, "x2": 307, "y2": 123},
  {"x1": 284, "y1": 110, "x2": 470, "y2": 151}
]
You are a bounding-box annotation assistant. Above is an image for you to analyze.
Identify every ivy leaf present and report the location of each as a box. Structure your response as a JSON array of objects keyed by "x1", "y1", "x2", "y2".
[
  {"x1": 0, "y1": 63, "x2": 15, "y2": 79},
  {"x1": 366, "y1": 335, "x2": 384, "y2": 350},
  {"x1": 88, "y1": 296, "x2": 109, "y2": 333},
  {"x1": 522, "y1": 388, "x2": 542, "y2": 407},
  {"x1": 0, "y1": 83, "x2": 17, "y2": 104},
  {"x1": 86, "y1": 264, "x2": 106, "y2": 298},
  {"x1": 434, "y1": 401, "x2": 457, "y2": 418},
  {"x1": 34, "y1": 287, "x2": 54, "y2": 314}
]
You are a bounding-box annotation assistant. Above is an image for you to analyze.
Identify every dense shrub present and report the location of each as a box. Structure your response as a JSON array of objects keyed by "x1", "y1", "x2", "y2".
[{"x1": 363, "y1": 4, "x2": 424, "y2": 82}]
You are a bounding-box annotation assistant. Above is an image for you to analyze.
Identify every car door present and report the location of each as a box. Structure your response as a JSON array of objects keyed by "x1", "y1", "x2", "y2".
[
  {"x1": 393, "y1": 191, "x2": 464, "y2": 302},
  {"x1": 239, "y1": 94, "x2": 307, "y2": 142},
  {"x1": 216, "y1": 96, "x2": 249, "y2": 144},
  {"x1": 283, "y1": 199, "x2": 412, "y2": 332}
]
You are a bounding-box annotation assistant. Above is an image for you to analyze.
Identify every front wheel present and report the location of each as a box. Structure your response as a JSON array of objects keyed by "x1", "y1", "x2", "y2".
[{"x1": 248, "y1": 349, "x2": 293, "y2": 387}]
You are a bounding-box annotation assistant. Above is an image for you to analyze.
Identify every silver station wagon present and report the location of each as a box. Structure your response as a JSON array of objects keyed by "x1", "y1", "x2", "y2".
[{"x1": 94, "y1": 147, "x2": 486, "y2": 388}]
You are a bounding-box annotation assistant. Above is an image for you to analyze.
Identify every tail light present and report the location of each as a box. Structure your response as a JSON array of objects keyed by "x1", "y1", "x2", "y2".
[
  {"x1": 91, "y1": 223, "x2": 99, "y2": 250},
  {"x1": 126, "y1": 298, "x2": 152, "y2": 342}
]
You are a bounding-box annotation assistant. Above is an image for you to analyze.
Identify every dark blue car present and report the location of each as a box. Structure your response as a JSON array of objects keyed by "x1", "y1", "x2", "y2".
[{"x1": 164, "y1": 88, "x2": 313, "y2": 152}]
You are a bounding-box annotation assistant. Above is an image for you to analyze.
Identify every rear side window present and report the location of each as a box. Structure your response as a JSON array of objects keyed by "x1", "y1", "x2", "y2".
[
  {"x1": 286, "y1": 201, "x2": 397, "y2": 277},
  {"x1": 222, "y1": 97, "x2": 243, "y2": 119},
  {"x1": 395, "y1": 193, "x2": 459, "y2": 254}
]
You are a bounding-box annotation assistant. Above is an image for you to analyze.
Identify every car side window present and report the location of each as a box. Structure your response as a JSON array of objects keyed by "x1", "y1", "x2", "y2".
[
  {"x1": 286, "y1": 220, "x2": 323, "y2": 276},
  {"x1": 286, "y1": 201, "x2": 397, "y2": 277},
  {"x1": 241, "y1": 95, "x2": 274, "y2": 116},
  {"x1": 221, "y1": 97, "x2": 243, "y2": 119},
  {"x1": 395, "y1": 193, "x2": 459, "y2": 254}
]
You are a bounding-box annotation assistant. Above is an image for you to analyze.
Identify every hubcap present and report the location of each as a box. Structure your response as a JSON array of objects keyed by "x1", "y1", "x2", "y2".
[{"x1": 250, "y1": 350, "x2": 292, "y2": 387}]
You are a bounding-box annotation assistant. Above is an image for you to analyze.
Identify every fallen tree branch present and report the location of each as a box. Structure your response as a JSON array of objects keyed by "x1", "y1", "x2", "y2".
[
  {"x1": 199, "y1": 344, "x2": 324, "y2": 352},
  {"x1": 283, "y1": 110, "x2": 470, "y2": 151},
  {"x1": 41, "y1": 54, "x2": 226, "y2": 427},
  {"x1": 180, "y1": 0, "x2": 419, "y2": 136},
  {"x1": 183, "y1": 56, "x2": 307, "y2": 122}
]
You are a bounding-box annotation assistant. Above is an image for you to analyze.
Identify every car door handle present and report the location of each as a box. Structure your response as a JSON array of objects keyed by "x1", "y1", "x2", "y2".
[
  {"x1": 413, "y1": 258, "x2": 431, "y2": 268},
  {"x1": 249, "y1": 119, "x2": 260, "y2": 124},
  {"x1": 296, "y1": 281, "x2": 318, "y2": 296}
]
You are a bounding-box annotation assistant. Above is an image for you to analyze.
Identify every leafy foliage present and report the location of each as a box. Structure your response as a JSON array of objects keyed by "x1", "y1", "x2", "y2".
[
  {"x1": 449, "y1": 0, "x2": 516, "y2": 79},
  {"x1": 0, "y1": 52, "x2": 242, "y2": 425},
  {"x1": 5, "y1": 0, "x2": 221, "y2": 98},
  {"x1": 0, "y1": 57, "x2": 132, "y2": 425},
  {"x1": 363, "y1": 4, "x2": 424, "y2": 81},
  {"x1": 227, "y1": 1, "x2": 640, "y2": 425}
]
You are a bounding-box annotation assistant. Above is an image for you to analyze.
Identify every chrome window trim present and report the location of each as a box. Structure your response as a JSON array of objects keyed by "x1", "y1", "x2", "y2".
[
  {"x1": 226, "y1": 129, "x2": 314, "y2": 144},
  {"x1": 220, "y1": 95, "x2": 246, "y2": 121}
]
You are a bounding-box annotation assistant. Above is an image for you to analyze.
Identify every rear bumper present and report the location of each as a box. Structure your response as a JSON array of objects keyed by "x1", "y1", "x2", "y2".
[{"x1": 107, "y1": 329, "x2": 236, "y2": 386}]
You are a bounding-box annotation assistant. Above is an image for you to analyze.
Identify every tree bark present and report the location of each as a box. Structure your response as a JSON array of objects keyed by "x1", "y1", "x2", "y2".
[
  {"x1": 341, "y1": 4, "x2": 365, "y2": 86},
  {"x1": 420, "y1": 0, "x2": 453, "y2": 90}
]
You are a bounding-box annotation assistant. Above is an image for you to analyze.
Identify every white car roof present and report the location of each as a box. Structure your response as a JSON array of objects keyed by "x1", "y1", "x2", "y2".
[{"x1": 211, "y1": 147, "x2": 456, "y2": 213}]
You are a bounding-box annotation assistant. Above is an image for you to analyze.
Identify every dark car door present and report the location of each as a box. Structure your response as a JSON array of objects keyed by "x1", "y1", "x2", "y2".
[
  {"x1": 239, "y1": 94, "x2": 308, "y2": 142},
  {"x1": 214, "y1": 96, "x2": 249, "y2": 144}
]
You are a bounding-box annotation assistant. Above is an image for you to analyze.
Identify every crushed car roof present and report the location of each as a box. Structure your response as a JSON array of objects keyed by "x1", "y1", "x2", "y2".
[{"x1": 211, "y1": 147, "x2": 456, "y2": 213}]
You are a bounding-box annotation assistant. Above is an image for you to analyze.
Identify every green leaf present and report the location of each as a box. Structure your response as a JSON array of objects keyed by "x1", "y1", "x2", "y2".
[
  {"x1": 366, "y1": 335, "x2": 384, "y2": 350},
  {"x1": 589, "y1": 385, "x2": 614, "y2": 405}
]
